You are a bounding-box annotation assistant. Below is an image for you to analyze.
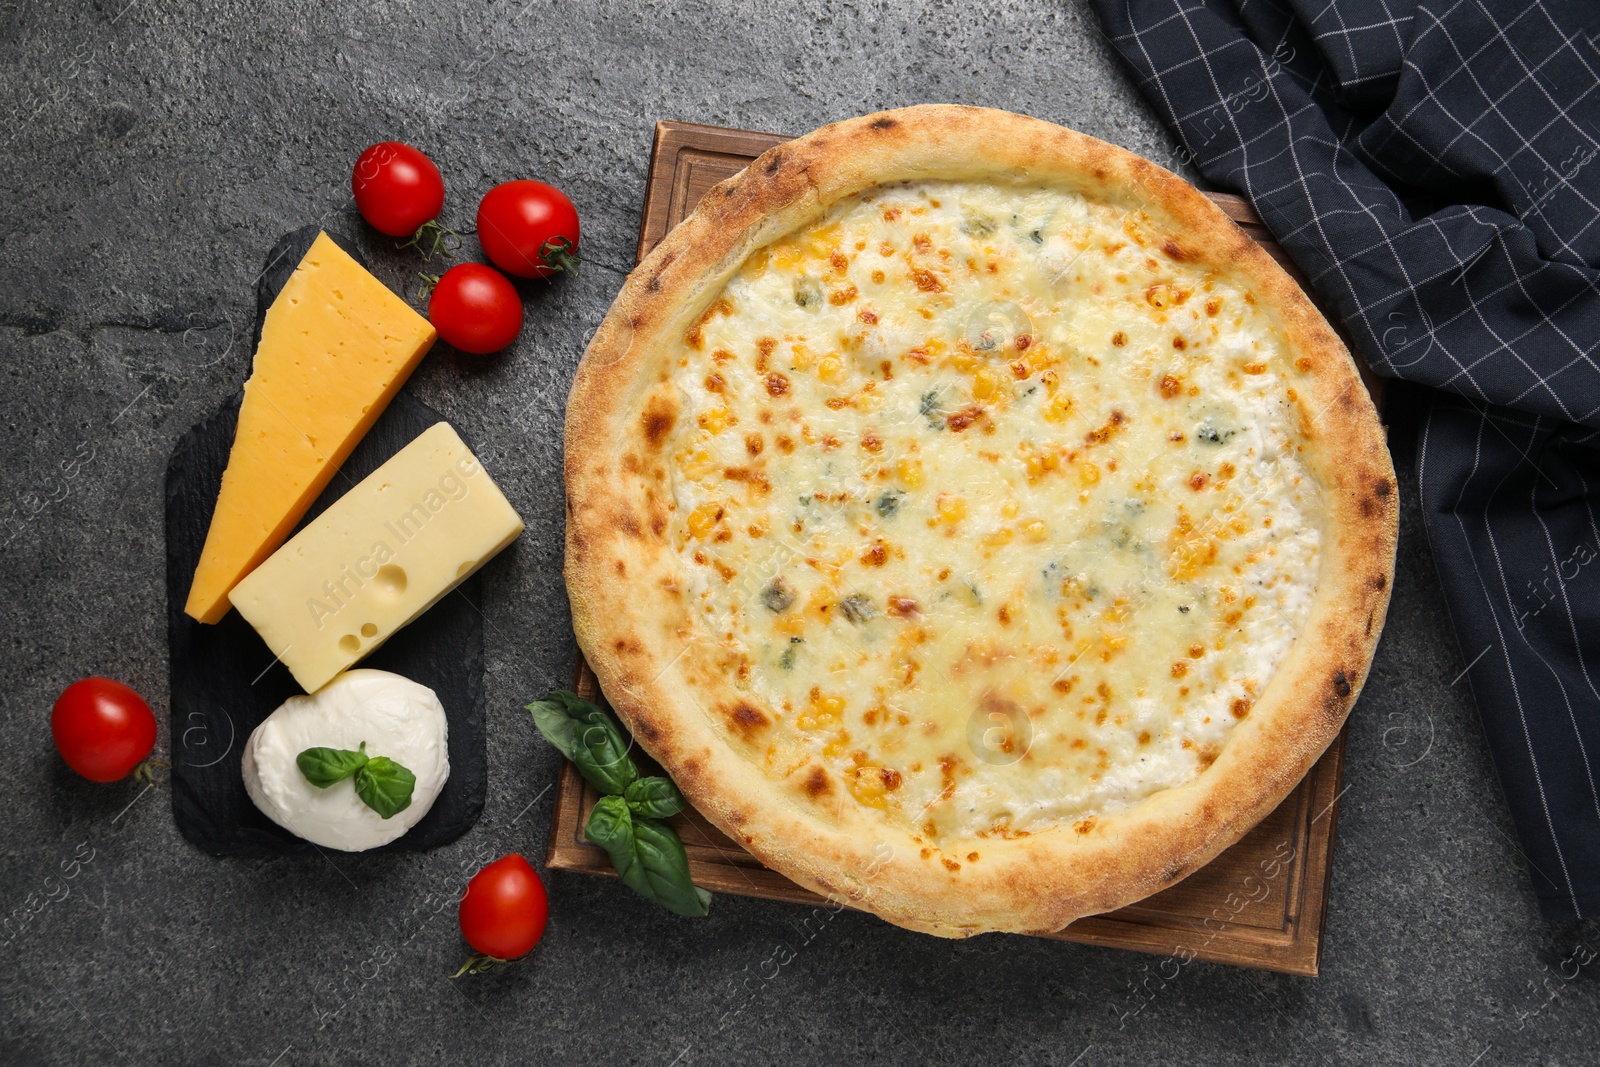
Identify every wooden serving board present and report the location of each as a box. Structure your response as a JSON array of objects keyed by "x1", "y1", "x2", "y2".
[{"x1": 548, "y1": 120, "x2": 1369, "y2": 977}]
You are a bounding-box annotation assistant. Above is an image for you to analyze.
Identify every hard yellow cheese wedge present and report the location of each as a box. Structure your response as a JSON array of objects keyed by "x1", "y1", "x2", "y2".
[
  {"x1": 228, "y1": 422, "x2": 525, "y2": 693},
  {"x1": 184, "y1": 232, "x2": 437, "y2": 623}
]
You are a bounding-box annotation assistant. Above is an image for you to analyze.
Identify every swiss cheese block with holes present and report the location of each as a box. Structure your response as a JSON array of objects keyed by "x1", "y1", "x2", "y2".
[
  {"x1": 229, "y1": 422, "x2": 525, "y2": 693},
  {"x1": 165, "y1": 227, "x2": 490, "y2": 856}
]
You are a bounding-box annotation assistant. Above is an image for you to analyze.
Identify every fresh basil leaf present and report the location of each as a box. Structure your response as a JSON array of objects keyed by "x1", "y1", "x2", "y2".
[
  {"x1": 527, "y1": 692, "x2": 639, "y2": 796},
  {"x1": 585, "y1": 796, "x2": 709, "y2": 917},
  {"x1": 296, "y1": 743, "x2": 369, "y2": 788},
  {"x1": 631, "y1": 816, "x2": 712, "y2": 916},
  {"x1": 584, "y1": 795, "x2": 639, "y2": 889},
  {"x1": 624, "y1": 776, "x2": 686, "y2": 820},
  {"x1": 572, "y1": 707, "x2": 638, "y2": 795},
  {"x1": 585, "y1": 794, "x2": 633, "y2": 849},
  {"x1": 353, "y1": 756, "x2": 416, "y2": 819},
  {"x1": 526, "y1": 691, "x2": 590, "y2": 762}
]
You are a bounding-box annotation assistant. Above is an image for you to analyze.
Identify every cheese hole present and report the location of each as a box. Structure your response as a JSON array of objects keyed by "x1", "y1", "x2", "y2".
[
  {"x1": 457, "y1": 561, "x2": 475, "y2": 578},
  {"x1": 374, "y1": 564, "x2": 407, "y2": 597},
  {"x1": 360, "y1": 623, "x2": 378, "y2": 638},
  {"x1": 338, "y1": 634, "x2": 360, "y2": 654}
]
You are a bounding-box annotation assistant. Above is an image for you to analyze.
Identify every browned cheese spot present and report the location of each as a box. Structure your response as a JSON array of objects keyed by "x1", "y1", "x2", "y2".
[
  {"x1": 947, "y1": 405, "x2": 985, "y2": 432},
  {"x1": 887, "y1": 596, "x2": 920, "y2": 617},
  {"x1": 1086, "y1": 409, "x2": 1126, "y2": 444}
]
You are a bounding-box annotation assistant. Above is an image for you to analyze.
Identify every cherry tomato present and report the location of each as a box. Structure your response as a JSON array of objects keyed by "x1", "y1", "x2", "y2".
[
  {"x1": 51, "y1": 678, "x2": 157, "y2": 783},
  {"x1": 352, "y1": 142, "x2": 445, "y2": 238},
  {"x1": 427, "y1": 263, "x2": 523, "y2": 355},
  {"x1": 459, "y1": 854, "x2": 548, "y2": 959},
  {"x1": 475, "y1": 180, "x2": 580, "y2": 279}
]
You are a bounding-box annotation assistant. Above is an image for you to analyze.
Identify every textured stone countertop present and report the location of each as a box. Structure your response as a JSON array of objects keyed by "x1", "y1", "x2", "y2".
[{"x1": 2, "y1": 2, "x2": 1595, "y2": 1064}]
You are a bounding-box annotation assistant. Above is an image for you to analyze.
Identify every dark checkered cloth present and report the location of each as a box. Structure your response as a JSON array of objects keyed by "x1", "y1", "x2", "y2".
[{"x1": 1087, "y1": 0, "x2": 1600, "y2": 920}]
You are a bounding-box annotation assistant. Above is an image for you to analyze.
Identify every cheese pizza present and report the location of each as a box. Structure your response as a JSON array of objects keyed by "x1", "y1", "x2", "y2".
[{"x1": 564, "y1": 106, "x2": 1396, "y2": 935}]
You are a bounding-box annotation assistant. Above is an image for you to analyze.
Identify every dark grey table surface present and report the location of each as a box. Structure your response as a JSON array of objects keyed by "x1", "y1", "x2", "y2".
[{"x1": 2, "y1": 2, "x2": 1596, "y2": 1064}]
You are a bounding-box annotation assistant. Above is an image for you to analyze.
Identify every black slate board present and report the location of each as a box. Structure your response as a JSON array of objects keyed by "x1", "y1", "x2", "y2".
[{"x1": 164, "y1": 227, "x2": 486, "y2": 856}]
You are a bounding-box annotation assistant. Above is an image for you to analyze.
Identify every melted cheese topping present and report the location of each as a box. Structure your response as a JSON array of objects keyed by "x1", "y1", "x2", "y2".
[{"x1": 663, "y1": 180, "x2": 1321, "y2": 845}]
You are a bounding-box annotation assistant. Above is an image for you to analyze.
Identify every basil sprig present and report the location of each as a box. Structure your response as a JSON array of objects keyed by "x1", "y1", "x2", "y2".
[
  {"x1": 527, "y1": 691, "x2": 709, "y2": 917},
  {"x1": 296, "y1": 742, "x2": 417, "y2": 820}
]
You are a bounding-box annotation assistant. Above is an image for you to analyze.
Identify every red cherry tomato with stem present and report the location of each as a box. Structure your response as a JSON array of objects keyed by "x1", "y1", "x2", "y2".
[
  {"x1": 476, "y1": 180, "x2": 580, "y2": 279},
  {"x1": 52, "y1": 678, "x2": 158, "y2": 783},
  {"x1": 458, "y1": 854, "x2": 548, "y2": 965},
  {"x1": 427, "y1": 263, "x2": 523, "y2": 355},
  {"x1": 352, "y1": 142, "x2": 445, "y2": 238}
]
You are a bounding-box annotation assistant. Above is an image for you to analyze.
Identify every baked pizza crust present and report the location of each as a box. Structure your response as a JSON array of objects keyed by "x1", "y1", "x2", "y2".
[{"x1": 563, "y1": 105, "x2": 1397, "y2": 936}]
